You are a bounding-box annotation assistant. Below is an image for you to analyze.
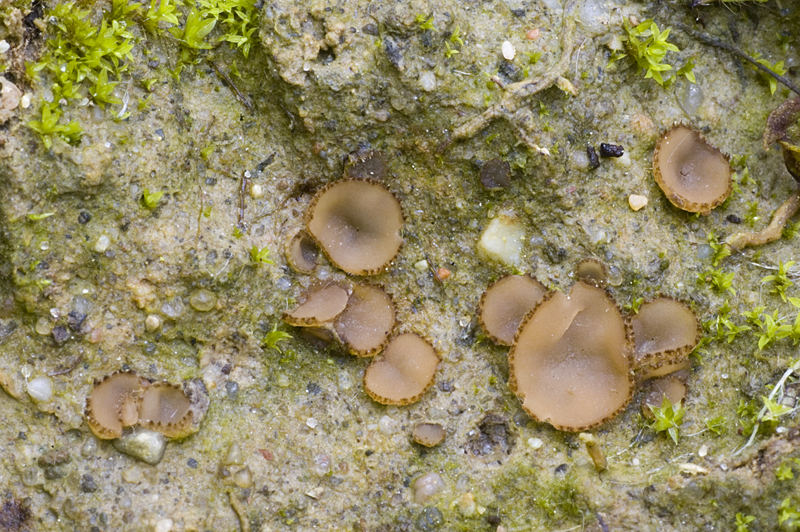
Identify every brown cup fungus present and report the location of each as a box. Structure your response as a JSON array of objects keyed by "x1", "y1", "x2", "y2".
[
  {"x1": 306, "y1": 180, "x2": 403, "y2": 276},
  {"x1": 282, "y1": 284, "x2": 350, "y2": 327},
  {"x1": 283, "y1": 283, "x2": 396, "y2": 356},
  {"x1": 412, "y1": 422, "x2": 446, "y2": 447},
  {"x1": 85, "y1": 372, "x2": 208, "y2": 440},
  {"x1": 344, "y1": 150, "x2": 387, "y2": 180},
  {"x1": 478, "y1": 275, "x2": 547, "y2": 346},
  {"x1": 508, "y1": 282, "x2": 633, "y2": 431},
  {"x1": 575, "y1": 258, "x2": 608, "y2": 288},
  {"x1": 364, "y1": 333, "x2": 439, "y2": 405},
  {"x1": 334, "y1": 283, "x2": 396, "y2": 356},
  {"x1": 641, "y1": 374, "x2": 687, "y2": 420},
  {"x1": 630, "y1": 297, "x2": 700, "y2": 380},
  {"x1": 286, "y1": 230, "x2": 319, "y2": 274},
  {"x1": 653, "y1": 125, "x2": 732, "y2": 213}
]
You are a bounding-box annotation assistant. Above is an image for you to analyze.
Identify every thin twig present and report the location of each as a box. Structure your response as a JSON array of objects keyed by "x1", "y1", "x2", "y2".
[
  {"x1": 675, "y1": 23, "x2": 800, "y2": 96},
  {"x1": 211, "y1": 61, "x2": 254, "y2": 110}
]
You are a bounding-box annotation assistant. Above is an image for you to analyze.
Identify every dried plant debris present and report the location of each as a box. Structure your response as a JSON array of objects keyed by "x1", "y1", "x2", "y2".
[
  {"x1": 306, "y1": 179, "x2": 404, "y2": 276},
  {"x1": 478, "y1": 274, "x2": 547, "y2": 346},
  {"x1": 653, "y1": 125, "x2": 732, "y2": 213},
  {"x1": 285, "y1": 229, "x2": 319, "y2": 274},
  {"x1": 508, "y1": 282, "x2": 633, "y2": 431},
  {"x1": 363, "y1": 333, "x2": 439, "y2": 405},
  {"x1": 85, "y1": 371, "x2": 208, "y2": 440}
]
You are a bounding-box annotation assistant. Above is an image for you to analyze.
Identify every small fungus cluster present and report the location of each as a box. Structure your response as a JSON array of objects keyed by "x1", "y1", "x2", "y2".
[
  {"x1": 479, "y1": 261, "x2": 700, "y2": 431},
  {"x1": 284, "y1": 152, "x2": 438, "y2": 405},
  {"x1": 85, "y1": 371, "x2": 209, "y2": 440}
]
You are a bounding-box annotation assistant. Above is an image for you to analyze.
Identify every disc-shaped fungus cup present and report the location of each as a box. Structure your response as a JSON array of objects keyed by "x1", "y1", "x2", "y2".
[
  {"x1": 282, "y1": 284, "x2": 350, "y2": 327},
  {"x1": 335, "y1": 283, "x2": 396, "y2": 356},
  {"x1": 478, "y1": 274, "x2": 548, "y2": 346},
  {"x1": 630, "y1": 297, "x2": 700, "y2": 380},
  {"x1": 85, "y1": 371, "x2": 149, "y2": 439},
  {"x1": 307, "y1": 180, "x2": 404, "y2": 276},
  {"x1": 138, "y1": 382, "x2": 194, "y2": 438},
  {"x1": 641, "y1": 372, "x2": 688, "y2": 420},
  {"x1": 364, "y1": 333, "x2": 439, "y2": 405},
  {"x1": 653, "y1": 125, "x2": 732, "y2": 213},
  {"x1": 508, "y1": 282, "x2": 633, "y2": 431},
  {"x1": 575, "y1": 258, "x2": 608, "y2": 288},
  {"x1": 286, "y1": 230, "x2": 319, "y2": 274}
]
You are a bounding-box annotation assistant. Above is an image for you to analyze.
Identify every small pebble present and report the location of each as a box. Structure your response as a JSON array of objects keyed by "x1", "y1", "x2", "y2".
[
  {"x1": 94, "y1": 235, "x2": 111, "y2": 253},
  {"x1": 145, "y1": 315, "x2": 161, "y2": 332},
  {"x1": 628, "y1": 194, "x2": 648, "y2": 211},
  {"x1": 155, "y1": 519, "x2": 173, "y2": 532},
  {"x1": 250, "y1": 183, "x2": 264, "y2": 199},
  {"x1": 527, "y1": 437, "x2": 543, "y2": 450},
  {"x1": 413, "y1": 472, "x2": 445, "y2": 503},
  {"x1": 27, "y1": 376, "x2": 53, "y2": 402},
  {"x1": 0, "y1": 40, "x2": 9, "y2": 53},
  {"x1": 113, "y1": 428, "x2": 167, "y2": 465},
  {"x1": 224, "y1": 442, "x2": 243, "y2": 465},
  {"x1": 187, "y1": 458, "x2": 198, "y2": 469},
  {"x1": 587, "y1": 146, "x2": 600, "y2": 169},
  {"x1": 233, "y1": 467, "x2": 253, "y2": 488},
  {"x1": 501, "y1": 40, "x2": 516, "y2": 60},
  {"x1": 458, "y1": 492, "x2": 477, "y2": 516},
  {"x1": 189, "y1": 289, "x2": 216, "y2": 311},
  {"x1": 526, "y1": 28, "x2": 540, "y2": 40},
  {"x1": 698, "y1": 444, "x2": 708, "y2": 458},
  {"x1": 306, "y1": 417, "x2": 318, "y2": 429}
]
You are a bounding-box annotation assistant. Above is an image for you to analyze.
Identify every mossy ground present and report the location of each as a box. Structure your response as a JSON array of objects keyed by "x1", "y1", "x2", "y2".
[{"x1": 0, "y1": 0, "x2": 799, "y2": 531}]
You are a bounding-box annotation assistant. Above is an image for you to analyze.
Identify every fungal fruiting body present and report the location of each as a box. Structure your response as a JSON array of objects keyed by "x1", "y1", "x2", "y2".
[
  {"x1": 508, "y1": 282, "x2": 633, "y2": 431},
  {"x1": 306, "y1": 179, "x2": 403, "y2": 275},
  {"x1": 363, "y1": 333, "x2": 439, "y2": 405},
  {"x1": 653, "y1": 125, "x2": 732, "y2": 213},
  {"x1": 478, "y1": 274, "x2": 547, "y2": 346},
  {"x1": 85, "y1": 371, "x2": 208, "y2": 440}
]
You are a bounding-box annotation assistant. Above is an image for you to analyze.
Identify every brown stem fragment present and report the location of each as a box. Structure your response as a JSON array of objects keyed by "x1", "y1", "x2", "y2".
[{"x1": 727, "y1": 190, "x2": 800, "y2": 249}]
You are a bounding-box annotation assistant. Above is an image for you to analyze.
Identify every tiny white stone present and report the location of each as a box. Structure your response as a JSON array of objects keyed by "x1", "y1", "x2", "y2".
[
  {"x1": 27, "y1": 376, "x2": 53, "y2": 402},
  {"x1": 413, "y1": 472, "x2": 445, "y2": 503},
  {"x1": 250, "y1": 183, "x2": 264, "y2": 199},
  {"x1": 145, "y1": 315, "x2": 161, "y2": 332},
  {"x1": 94, "y1": 235, "x2": 110, "y2": 253},
  {"x1": 527, "y1": 437, "x2": 543, "y2": 450},
  {"x1": 419, "y1": 71, "x2": 437, "y2": 92},
  {"x1": 306, "y1": 487, "x2": 325, "y2": 499},
  {"x1": 21, "y1": 93, "x2": 32, "y2": 109},
  {"x1": 155, "y1": 518, "x2": 173, "y2": 532},
  {"x1": 502, "y1": 40, "x2": 516, "y2": 60},
  {"x1": 306, "y1": 417, "x2": 318, "y2": 429},
  {"x1": 0, "y1": 40, "x2": 9, "y2": 54},
  {"x1": 632, "y1": 457, "x2": 640, "y2": 466},
  {"x1": 414, "y1": 260, "x2": 429, "y2": 271},
  {"x1": 378, "y1": 415, "x2": 398, "y2": 435},
  {"x1": 698, "y1": 444, "x2": 708, "y2": 458},
  {"x1": 628, "y1": 194, "x2": 648, "y2": 211}
]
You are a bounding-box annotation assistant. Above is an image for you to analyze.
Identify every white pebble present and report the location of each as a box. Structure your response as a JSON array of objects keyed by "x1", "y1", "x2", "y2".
[
  {"x1": 632, "y1": 457, "x2": 640, "y2": 466},
  {"x1": 94, "y1": 235, "x2": 110, "y2": 253},
  {"x1": 414, "y1": 472, "x2": 445, "y2": 503},
  {"x1": 698, "y1": 444, "x2": 708, "y2": 458},
  {"x1": 145, "y1": 315, "x2": 161, "y2": 332},
  {"x1": 21, "y1": 93, "x2": 32, "y2": 109},
  {"x1": 527, "y1": 437, "x2": 543, "y2": 450},
  {"x1": 502, "y1": 40, "x2": 516, "y2": 60},
  {"x1": 306, "y1": 417, "x2": 318, "y2": 429},
  {"x1": 0, "y1": 40, "x2": 9, "y2": 54},
  {"x1": 378, "y1": 415, "x2": 398, "y2": 435},
  {"x1": 155, "y1": 518, "x2": 173, "y2": 532},
  {"x1": 250, "y1": 183, "x2": 264, "y2": 199},
  {"x1": 27, "y1": 376, "x2": 53, "y2": 402},
  {"x1": 628, "y1": 194, "x2": 648, "y2": 211},
  {"x1": 414, "y1": 260, "x2": 429, "y2": 271},
  {"x1": 419, "y1": 71, "x2": 437, "y2": 92}
]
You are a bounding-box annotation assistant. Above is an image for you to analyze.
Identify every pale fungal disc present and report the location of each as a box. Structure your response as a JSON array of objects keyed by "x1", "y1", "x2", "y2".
[
  {"x1": 282, "y1": 284, "x2": 349, "y2": 327},
  {"x1": 628, "y1": 194, "x2": 648, "y2": 211},
  {"x1": 285, "y1": 229, "x2": 319, "y2": 274},
  {"x1": 575, "y1": 258, "x2": 608, "y2": 288},
  {"x1": 653, "y1": 125, "x2": 732, "y2": 213},
  {"x1": 138, "y1": 383, "x2": 193, "y2": 438},
  {"x1": 85, "y1": 372, "x2": 148, "y2": 440},
  {"x1": 334, "y1": 283, "x2": 396, "y2": 356},
  {"x1": 412, "y1": 423, "x2": 446, "y2": 447},
  {"x1": 508, "y1": 282, "x2": 633, "y2": 431},
  {"x1": 630, "y1": 297, "x2": 700, "y2": 371},
  {"x1": 364, "y1": 333, "x2": 439, "y2": 405},
  {"x1": 306, "y1": 180, "x2": 403, "y2": 276},
  {"x1": 641, "y1": 375, "x2": 687, "y2": 420},
  {"x1": 478, "y1": 274, "x2": 547, "y2": 346}
]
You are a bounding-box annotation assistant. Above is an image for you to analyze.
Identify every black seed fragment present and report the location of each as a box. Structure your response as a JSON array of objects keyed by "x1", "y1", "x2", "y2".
[
  {"x1": 587, "y1": 146, "x2": 600, "y2": 169},
  {"x1": 362, "y1": 23, "x2": 379, "y2": 36},
  {"x1": 726, "y1": 214, "x2": 742, "y2": 224},
  {"x1": 555, "y1": 463, "x2": 568, "y2": 474},
  {"x1": 67, "y1": 311, "x2": 87, "y2": 332},
  {"x1": 306, "y1": 382, "x2": 322, "y2": 395},
  {"x1": 599, "y1": 143, "x2": 624, "y2": 157},
  {"x1": 78, "y1": 211, "x2": 92, "y2": 224},
  {"x1": 187, "y1": 458, "x2": 198, "y2": 469}
]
